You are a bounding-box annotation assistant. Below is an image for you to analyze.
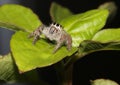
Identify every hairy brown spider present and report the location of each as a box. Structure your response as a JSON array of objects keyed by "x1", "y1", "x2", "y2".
[{"x1": 28, "y1": 23, "x2": 72, "y2": 53}]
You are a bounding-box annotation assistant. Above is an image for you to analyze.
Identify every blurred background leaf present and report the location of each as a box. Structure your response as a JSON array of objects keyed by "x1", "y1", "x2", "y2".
[
  {"x1": 0, "y1": 53, "x2": 47, "y2": 84},
  {"x1": 91, "y1": 79, "x2": 119, "y2": 85},
  {"x1": 50, "y1": 2, "x2": 73, "y2": 23}
]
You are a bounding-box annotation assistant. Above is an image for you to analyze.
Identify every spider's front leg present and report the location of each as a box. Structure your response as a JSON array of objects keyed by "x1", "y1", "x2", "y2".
[
  {"x1": 28, "y1": 25, "x2": 44, "y2": 44},
  {"x1": 54, "y1": 41, "x2": 63, "y2": 53}
]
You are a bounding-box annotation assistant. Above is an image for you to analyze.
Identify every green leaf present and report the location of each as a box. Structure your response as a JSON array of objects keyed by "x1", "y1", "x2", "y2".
[
  {"x1": 0, "y1": 53, "x2": 42, "y2": 83},
  {"x1": 0, "y1": 4, "x2": 41, "y2": 32},
  {"x1": 91, "y1": 79, "x2": 119, "y2": 85},
  {"x1": 78, "y1": 40, "x2": 120, "y2": 57},
  {"x1": 50, "y1": 2, "x2": 73, "y2": 23},
  {"x1": 92, "y1": 28, "x2": 120, "y2": 42},
  {"x1": 0, "y1": 54, "x2": 17, "y2": 82},
  {"x1": 60, "y1": 9, "x2": 109, "y2": 47},
  {"x1": 10, "y1": 31, "x2": 77, "y2": 72},
  {"x1": 77, "y1": 28, "x2": 120, "y2": 58}
]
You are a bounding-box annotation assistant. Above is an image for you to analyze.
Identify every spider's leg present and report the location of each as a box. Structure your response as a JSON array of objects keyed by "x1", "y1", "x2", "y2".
[
  {"x1": 53, "y1": 34, "x2": 66, "y2": 53},
  {"x1": 65, "y1": 34, "x2": 72, "y2": 51},
  {"x1": 28, "y1": 25, "x2": 44, "y2": 44},
  {"x1": 28, "y1": 32, "x2": 34, "y2": 38},
  {"x1": 33, "y1": 35, "x2": 40, "y2": 44},
  {"x1": 53, "y1": 42, "x2": 63, "y2": 53}
]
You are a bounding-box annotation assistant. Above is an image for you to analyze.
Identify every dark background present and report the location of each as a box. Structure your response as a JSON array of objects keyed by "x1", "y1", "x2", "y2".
[{"x1": 0, "y1": 0, "x2": 120, "y2": 85}]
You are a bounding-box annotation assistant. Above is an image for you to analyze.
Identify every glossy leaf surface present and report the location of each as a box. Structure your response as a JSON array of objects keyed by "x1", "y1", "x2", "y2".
[
  {"x1": 0, "y1": 4, "x2": 41, "y2": 32},
  {"x1": 60, "y1": 9, "x2": 109, "y2": 47},
  {"x1": 11, "y1": 31, "x2": 77, "y2": 72},
  {"x1": 92, "y1": 28, "x2": 120, "y2": 42}
]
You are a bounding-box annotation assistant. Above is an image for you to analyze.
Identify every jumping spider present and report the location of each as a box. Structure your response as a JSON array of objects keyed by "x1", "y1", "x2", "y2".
[{"x1": 28, "y1": 23, "x2": 72, "y2": 53}]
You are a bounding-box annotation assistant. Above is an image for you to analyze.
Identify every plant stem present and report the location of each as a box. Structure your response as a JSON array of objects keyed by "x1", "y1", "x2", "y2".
[
  {"x1": 62, "y1": 64, "x2": 73, "y2": 85},
  {"x1": 54, "y1": 61, "x2": 73, "y2": 85}
]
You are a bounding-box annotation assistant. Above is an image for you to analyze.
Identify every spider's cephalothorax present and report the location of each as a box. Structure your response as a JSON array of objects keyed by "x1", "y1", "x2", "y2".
[{"x1": 29, "y1": 23, "x2": 72, "y2": 53}]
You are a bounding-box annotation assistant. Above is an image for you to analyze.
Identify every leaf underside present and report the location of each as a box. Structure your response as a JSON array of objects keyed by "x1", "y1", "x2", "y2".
[
  {"x1": 78, "y1": 28, "x2": 120, "y2": 56},
  {"x1": 78, "y1": 40, "x2": 120, "y2": 57}
]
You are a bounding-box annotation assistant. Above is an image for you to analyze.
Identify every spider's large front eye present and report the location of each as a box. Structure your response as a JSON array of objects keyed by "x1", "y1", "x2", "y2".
[
  {"x1": 56, "y1": 23, "x2": 60, "y2": 26},
  {"x1": 49, "y1": 26, "x2": 57, "y2": 34}
]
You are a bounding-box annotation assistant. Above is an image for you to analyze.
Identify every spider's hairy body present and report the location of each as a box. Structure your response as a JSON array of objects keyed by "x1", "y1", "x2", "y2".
[{"x1": 29, "y1": 23, "x2": 72, "y2": 53}]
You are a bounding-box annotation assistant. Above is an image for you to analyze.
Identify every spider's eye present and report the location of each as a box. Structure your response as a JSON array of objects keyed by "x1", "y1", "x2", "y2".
[
  {"x1": 56, "y1": 23, "x2": 60, "y2": 26},
  {"x1": 59, "y1": 24, "x2": 63, "y2": 28}
]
